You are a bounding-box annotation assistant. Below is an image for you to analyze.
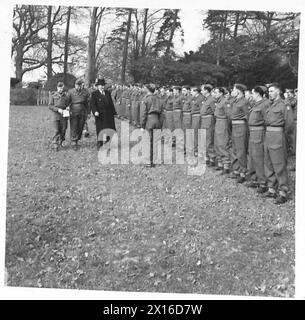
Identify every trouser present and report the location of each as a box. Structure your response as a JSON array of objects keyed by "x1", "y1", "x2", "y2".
[
  {"x1": 214, "y1": 118, "x2": 230, "y2": 169},
  {"x1": 164, "y1": 110, "x2": 174, "y2": 131},
  {"x1": 125, "y1": 100, "x2": 131, "y2": 120},
  {"x1": 52, "y1": 117, "x2": 67, "y2": 145},
  {"x1": 182, "y1": 112, "x2": 192, "y2": 152},
  {"x1": 70, "y1": 113, "x2": 86, "y2": 143},
  {"x1": 231, "y1": 122, "x2": 248, "y2": 174},
  {"x1": 114, "y1": 100, "x2": 120, "y2": 115},
  {"x1": 139, "y1": 102, "x2": 146, "y2": 128},
  {"x1": 248, "y1": 127, "x2": 266, "y2": 186},
  {"x1": 173, "y1": 110, "x2": 182, "y2": 129},
  {"x1": 173, "y1": 110, "x2": 184, "y2": 152},
  {"x1": 146, "y1": 114, "x2": 161, "y2": 165},
  {"x1": 182, "y1": 112, "x2": 192, "y2": 131},
  {"x1": 264, "y1": 129, "x2": 289, "y2": 195},
  {"x1": 292, "y1": 120, "x2": 297, "y2": 155},
  {"x1": 191, "y1": 114, "x2": 201, "y2": 154},
  {"x1": 133, "y1": 101, "x2": 140, "y2": 126},
  {"x1": 120, "y1": 98, "x2": 126, "y2": 117},
  {"x1": 200, "y1": 115, "x2": 215, "y2": 162}
]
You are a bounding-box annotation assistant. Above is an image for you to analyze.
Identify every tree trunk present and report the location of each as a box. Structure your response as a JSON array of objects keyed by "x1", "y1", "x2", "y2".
[
  {"x1": 165, "y1": 9, "x2": 178, "y2": 55},
  {"x1": 85, "y1": 7, "x2": 98, "y2": 88},
  {"x1": 47, "y1": 6, "x2": 53, "y2": 81},
  {"x1": 121, "y1": 8, "x2": 132, "y2": 84},
  {"x1": 141, "y1": 8, "x2": 148, "y2": 56},
  {"x1": 63, "y1": 6, "x2": 71, "y2": 84},
  {"x1": 234, "y1": 12, "x2": 240, "y2": 38},
  {"x1": 15, "y1": 45, "x2": 23, "y2": 81}
]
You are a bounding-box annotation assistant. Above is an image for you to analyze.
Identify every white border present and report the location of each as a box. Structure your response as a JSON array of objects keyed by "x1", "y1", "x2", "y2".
[{"x1": 1, "y1": 0, "x2": 304, "y2": 300}]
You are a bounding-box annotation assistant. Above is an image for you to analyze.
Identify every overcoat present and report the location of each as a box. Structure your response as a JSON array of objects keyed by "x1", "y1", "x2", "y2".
[{"x1": 90, "y1": 89, "x2": 117, "y2": 139}]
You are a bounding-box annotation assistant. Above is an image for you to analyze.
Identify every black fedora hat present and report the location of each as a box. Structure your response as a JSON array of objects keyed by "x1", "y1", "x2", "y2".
[{"x1": 95, "y1": 78, "x2": 106, "y2": 86}]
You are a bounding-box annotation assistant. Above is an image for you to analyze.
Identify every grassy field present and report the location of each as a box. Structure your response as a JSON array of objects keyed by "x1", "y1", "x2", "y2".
[{"x1": 5, "y1": 105, "x2": 295, "y2": 297}]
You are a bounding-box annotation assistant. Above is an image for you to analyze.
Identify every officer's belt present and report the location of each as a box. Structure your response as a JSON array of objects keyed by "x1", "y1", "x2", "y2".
[
  {"x1": 200, "y1": 114, "x2": 213, "y2": 118},
  {"x1": 173, "y1": 109, "x2": 182, "y2": 112},
  {"x1": 192, "y1": 113, "x2": 201, "y2": 116},
  {"x1": 249, "y1": 126, "x2": 264, "y2": 131},
  {"x1": 71, "y1": 103, "x2": 85, "y2": 107},
  {"x1": 232, "y1": 120, "x2": 246, "y2": 124},
  {"x1": 165, "y1": 110, "x2": 173, "y2": 112},
  {"x1": 183, "y1": 111, "x2": 191, "y2": 114},
  {"x1": 266, "y1": 126, "x2": 283, "y2": 132}
]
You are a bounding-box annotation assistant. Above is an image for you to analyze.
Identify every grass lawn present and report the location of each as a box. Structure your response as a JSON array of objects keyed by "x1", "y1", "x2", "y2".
[{"x1": 5, "y1": 105, "x2": 295, "y2": 297}]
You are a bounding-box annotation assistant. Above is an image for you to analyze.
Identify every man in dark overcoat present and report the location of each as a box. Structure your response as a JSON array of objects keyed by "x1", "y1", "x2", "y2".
[{"x1": 90, "y1": 78, "x2": 117, "y2": 149}]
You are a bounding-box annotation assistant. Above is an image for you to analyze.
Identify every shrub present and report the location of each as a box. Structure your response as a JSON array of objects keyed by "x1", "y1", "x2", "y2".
[{"x1": 10, "y1": 88, "x2": 37, "y2": 105}]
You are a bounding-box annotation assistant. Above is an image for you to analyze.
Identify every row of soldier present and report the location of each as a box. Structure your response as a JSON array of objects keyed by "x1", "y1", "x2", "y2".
[{"x1": 109, "y1": 82, "x2": 297, "y2": 205}]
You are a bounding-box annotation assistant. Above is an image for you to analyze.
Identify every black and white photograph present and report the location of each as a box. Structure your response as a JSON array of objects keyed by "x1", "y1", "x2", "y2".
[{"x1": 1, "y1": 0, "x2": 305, "y2": 300}]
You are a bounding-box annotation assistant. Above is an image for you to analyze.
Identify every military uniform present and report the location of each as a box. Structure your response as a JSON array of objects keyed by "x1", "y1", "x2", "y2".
[
  {"x1": 172, "y1": 93, "x2": 183, "y2": 130},
  {"x1": 264, "y1": 97, "x2": 294, "y2": 199},
  {"x1": 247, "y1": 98, "x2": 269, "y2": 189},
  {"x1": 230, "y1": 96, "x2": 249, "y2": 179},
  {"x1": 214, "y1": 95, "x2": 231, "y2": 172},
  {"x1": 200, "y1": 94, "x2": 216, "y2": 164},
  {"x1": 182, "y1": 94, "x2": 193, "y2": 131},
  {"x1": 190, "y1": 94, "x2": 204, "y2": 155},
  {"x1": 158, "y1": 93, "x2": 168, "y2": 129},
  {"x1": 141, "y1": 93, "x2": 162, "y2": 166},
  {"x1": 66, "y1": 87, "x2": 90, "y2": 147},
  {"x1": 164, "y1": 95, "x2": 174, "y2": 131},
  {"x1": 48, "y1": 91, "x2": 69, "y2": 149}
]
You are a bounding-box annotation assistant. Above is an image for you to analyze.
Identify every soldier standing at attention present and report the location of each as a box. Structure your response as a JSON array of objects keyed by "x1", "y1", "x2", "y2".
[
  {"x1": 190, "y1": 87, "x2": 204, "y2": 156},
  {"x1": 172, "y1": 86, "x2": 183, "y2": 130},
  {"x1": 158, "y1": 86, "x2": 168, "y2": 129},
  {"x1": 213, "y1": 87, "x2": 231, "y2": 174},
  {"x1": 66, "y1": 79, "x2": 90, "y2": 150},
  {"x1": 263, "y1": 83, "x2": 294, "y2": 204},
  {"x1": 141, "y1": 84, "x2": 162, "y2": 167},
  {"x1": 200, "y1": 84, "x2": 216, "y2": 166},
  {"x1": 229, "y1": 83, "x2": 250, "y2": 183},
  {"x1": 246, "y1": 86, "x2": 268, "y2": 193},
  {"x1": 164, "y1": 88, "x2": 174, "y2": 132},
  {"x1": 48, "y1": 81, "x2": 69, "y2": 151}
]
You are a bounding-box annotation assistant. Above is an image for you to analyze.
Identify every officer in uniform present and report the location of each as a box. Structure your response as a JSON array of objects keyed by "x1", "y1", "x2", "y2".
[
  {"x1": 190, "y1": 87, "x2": 204, "y2": 156},
  {"x1": 158, "y1": 86, "x2": 168, "y2": 129},
  {"x1": 141, "y1": 83, "x2": 162, "y2": 167},
  {"x1": 48, "y1": 81, "x2": 69, "y2": 151},
  {"x1": 213, "y1": 87, "x2": 231, "y2": 174},
  {"x1": 246, "y1": 86, "x2": 269, "y2": 193},
  {"x1": 200, "y1": 84, "x2": 216, "y2": 166},
  {"x1": 172, "y1": 86, "x2": 183, "y2": 130},
  {"x1": 229, "y1": 83, "x2": 250, "y2": 183},
  {"x1": 263, "y1": 83, "x2": 294, "y2": 204},
  {"x1": 164, "y1": 88, "x2": 174, "y2": 132},
  {"x1": 67, "y1": 79, "x2": 90, "y2": 150}
]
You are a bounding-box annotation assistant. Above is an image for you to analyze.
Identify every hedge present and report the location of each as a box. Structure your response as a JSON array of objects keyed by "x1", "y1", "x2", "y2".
[{"x1": 10, "y1": 88, "x2": 37, "y2": 105}]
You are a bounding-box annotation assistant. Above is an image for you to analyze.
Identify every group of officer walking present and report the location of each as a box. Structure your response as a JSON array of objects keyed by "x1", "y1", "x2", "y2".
[{"x1": 48, "y1": 78, "x2": 297, "y2": 205}]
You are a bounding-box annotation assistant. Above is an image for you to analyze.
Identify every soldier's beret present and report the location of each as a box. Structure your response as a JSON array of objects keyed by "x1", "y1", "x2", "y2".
[
  {"x1": 173, "y1": 86, "x2": 182, "y2": 91},
  {"x1": 57, "y1": 82, "x2": 64, "y2": 88},
  {"x1": 234, "y1": 83, "x2": 247, "y2": 92},
  {"x1": 258, "y1": 86, "x2": 267, "y2": 93},
  {"x1": 182, "y1": 85, "x2": 190, "y2": 90},
  {"x1": 203, "y1": 84, "x2": 213, "y2": 90}
]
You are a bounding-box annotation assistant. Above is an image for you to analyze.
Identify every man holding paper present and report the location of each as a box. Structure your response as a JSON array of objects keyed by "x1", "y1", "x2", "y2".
[{"x1": 48, "y1": 81, "x2": 70, "y2": 151}]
